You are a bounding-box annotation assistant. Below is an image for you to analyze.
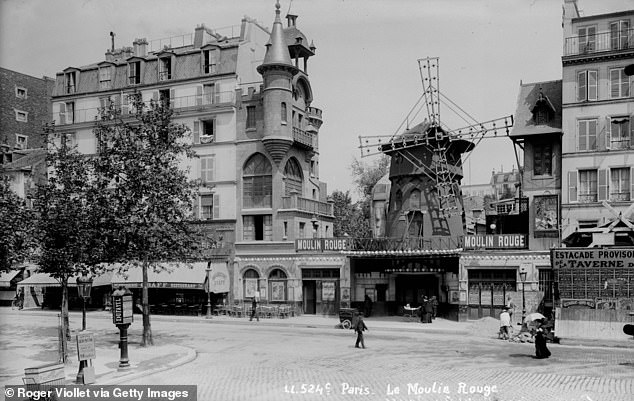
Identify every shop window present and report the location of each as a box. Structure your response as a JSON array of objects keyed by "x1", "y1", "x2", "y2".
[
  {"x1": 243, "y1": 269, "x2": 259, "y2": 299},
  {"x1": 269, "y1": 269, "x2": 287, "y2": 302}
]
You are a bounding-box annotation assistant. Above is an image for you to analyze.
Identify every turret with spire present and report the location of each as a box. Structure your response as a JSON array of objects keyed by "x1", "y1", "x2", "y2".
[{"x1": 257, "y1": 1, "x2": 299, "y2": 165}]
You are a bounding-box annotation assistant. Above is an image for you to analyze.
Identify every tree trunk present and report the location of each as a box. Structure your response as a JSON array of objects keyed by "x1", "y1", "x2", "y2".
[
  {"x1": 141, "y1": 260, "x2": 153, "y2": 346},
  {"x1": 61, "y1": 277, "x2": 70, "y2": 362}
]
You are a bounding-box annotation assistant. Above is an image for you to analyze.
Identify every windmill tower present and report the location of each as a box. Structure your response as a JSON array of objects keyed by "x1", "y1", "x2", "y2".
[{"x1": 360, "y1": 57, "x2": 514, "y2": 242}]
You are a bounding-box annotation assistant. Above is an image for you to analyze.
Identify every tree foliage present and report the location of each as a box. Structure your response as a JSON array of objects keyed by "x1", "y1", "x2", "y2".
[
  {"x1": 0, "y1": 177, "x2": 37, "y2": 272},
  {"x1": 93, "y1": 96, "x2": 205, "y2": 346}
]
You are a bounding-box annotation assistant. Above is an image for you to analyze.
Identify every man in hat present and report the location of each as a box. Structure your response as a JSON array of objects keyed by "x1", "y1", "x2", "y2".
[
  {"x1": 354, "y1": 313, "x2": 368, "y2": 349},
  {"x1": 499, "y1": 307, "x2": 511, "y2": 340}
]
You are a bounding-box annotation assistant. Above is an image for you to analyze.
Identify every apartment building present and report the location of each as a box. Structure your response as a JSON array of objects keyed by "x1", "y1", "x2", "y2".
[
  {"x1": 561, "y1": 1, "x2": 634, "y2": 239},
  {"x1": 48, "y1": 3, "x2": 337, "y2": 314}
]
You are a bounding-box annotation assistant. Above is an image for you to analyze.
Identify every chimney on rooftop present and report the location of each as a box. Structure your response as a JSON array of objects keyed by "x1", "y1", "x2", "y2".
[
  {"x1": 110, "y1": 31, "x2": 116, "y2": 52},
  {"x1": 133, "y1": 38, "x2": 148, "y2": 57},
  {"x1": 194, "y1": 24, "x2": 205, "y2": 48},
  {"x1": 286, "y1": 14, "x2": 297, "y2": 28}
]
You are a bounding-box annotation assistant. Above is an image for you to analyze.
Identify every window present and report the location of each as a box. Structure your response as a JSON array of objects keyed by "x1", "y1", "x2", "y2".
[
  {"x1": 243, "y1": 269, "x2": 260, "y2": 298},
  {"x1": 576, "y1": 70, "x2": 597, "y2": 101},
  {"x1": 243, "y1": 153, "x2": 272, "y2": 208},
  {"x1": 533, "y1": 142, "x2": 552, "y2": 176},
  {"x1": 535, "y1": 108, "x2": 548, "y2": 124},
  {"x1": 409, "y1": 189, "x2": 421, "y2": 210},
  {"x1": 609, "y1": 116, "x2": 631, "y2": 149},
  {"x1": 203, "y1": 84, "x2": 215, "y2": 105},
  {"x1": 14, "y1": 110, "x2": 28, "y2": 122},
  {"x1": 243, "y1": 215, "x2": 272, "y2": 241},
  {"x1": 610, "y1": 20, "x2": 630, "y2": 50},
  {"x1": 65, "y1": 71, "x2": 76, "y2": 94},
  {"x1": 246, "y1": 106, "x2": 256, "y2": 129},
  {"x1": 284, "y1": 158, "x2": 303, "y2": 196},
  {"x1": 200, "y1": 155, "x2": 215, "y2": 184},
  {"x1": 62, "y1": 133, "x2": 77, "y2": 149},
  {"x1": 538, "y1": 269, "x2": 554, "y2": 302},
  {"x1": 201, "y1": 120, "x2": 215, "y2": 143},
  {"x1": 578, "y1": 169, "x2": 598, "y2": 203},
  {"x1": 269, "y1": 269, "x2": 287, "y2": 302},
  {"x1": 281, "y1": 102, "x2": 287, "y2": 124},
  {"x1": 610, "y1": 167, "x2": 630, "y2": 201},
  {"x1": 310, "y1": 160, "x2": 315, "y2": 177},
  {"x1": 159, "y1": 57, "x2": 171, "y2": 81},
  {"x1": 299, "y1": 222, "x2": 306, "y2": 238},
  {"x1": 577, "y1": 119, "x2": 597, "y2": 151},
  {"x1": 199, "y1": 194, "x2": 219, "y2": 220},
  {"x1": 128, "y1": 61, "x2": 141, "y2": 85},
  {"x1": 203, "y1": 49, "x2": 218, "y2": 74},
  {"x1": 99, "y1": 66, "x2": 112, "y2": 90},
  {"x1": 15, "y1": 134, "x2": 27, "y2": 150},
  {"x1": 15, "y1": 86, "x2": 27, "y2": 99},
  {"x1": 577, "y1": 26, "x2": 596, "y2": 53},
  {"x1": 609, "y1": 68, "x2": 630, "y2": 98}
]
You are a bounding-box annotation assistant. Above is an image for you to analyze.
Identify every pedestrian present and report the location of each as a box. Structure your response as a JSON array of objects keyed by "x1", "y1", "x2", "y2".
[
  {"x1": 422, "y1": 296, "x2": 433, "y2": 323},
  {"x1": 505, "y1": 295, "x2": 515, "y2": 324},
  {"x1": 430, "y1": 296, "x2": 438, "y2": 319},
  {"x1": 364, "y1": 294, "x2": 373, "y2": 318},
  {"x1": 499, "y1": 307, "x2": 511, "y2": 340},
  {"x1": 249, "y1": 297, "x2": 259, "y2": 322},
  {"x1": 354, "y1": 313, "x2": 368, "y2": 349},
  {"x1": 419, "y1": 296, "x2": 427, "y2": 323},
  {"x1": 534, "y1": 328, "x2": 551, "y2": 359}
]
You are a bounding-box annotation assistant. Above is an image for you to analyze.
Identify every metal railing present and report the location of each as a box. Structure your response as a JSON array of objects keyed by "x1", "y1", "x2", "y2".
[
  {"x1": 350, "y1": 236, "x2": 464, "y2": 252},
  {"x1": 281, "y1": 194, "x2": 333, "y2": 216},
  {"x1": 292, "y1": 127, "x2": 314, "y2": 148},
  {"x1": 149, "y1": 34, "x2": 194, "y2": 52},
  {"x1": 52, "y1": 91, "x2": 236, "y2": 125},
  {"x1": 578, "y1": 193, "x2": 598, "y2": 203},
  {"x1": 610, "y1": 138, "x2": 632, "y2": 150},
  {"x1": 564, "y1": 28, "x2": 634, "y2": 56},
  {"x1": 609, "y1": 192, "x2": 631, "y2": 202}
]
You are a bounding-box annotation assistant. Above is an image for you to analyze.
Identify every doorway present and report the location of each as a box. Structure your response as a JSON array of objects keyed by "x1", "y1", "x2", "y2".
[
  {"x1": 395, "y1": 274, "x2": 439, "y2": 307},
  {"x1": 302, "y1": 281, "x2": 316, "y2": 314}
]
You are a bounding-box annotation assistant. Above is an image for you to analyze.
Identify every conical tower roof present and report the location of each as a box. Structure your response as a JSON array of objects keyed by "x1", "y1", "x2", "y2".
[{"x1": 257, "y1": 1, "x2": 297, "y2": 74}]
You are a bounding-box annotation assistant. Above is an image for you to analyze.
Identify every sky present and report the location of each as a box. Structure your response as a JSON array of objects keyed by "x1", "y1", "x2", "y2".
[{"x1": 1, "y1": 0, "x2": 632, "y2": 197}]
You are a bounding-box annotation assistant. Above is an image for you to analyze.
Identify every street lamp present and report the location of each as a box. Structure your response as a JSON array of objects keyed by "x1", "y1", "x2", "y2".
[
  {"x1": 206, "y1": 262, "x2": 212, "y2": 319},
  {"x1": 76, "y1": 271, "x2": 93, "y2": 331},
  {"x1": 519, "y1": 269, "x2": 527, "y2": 326},
  {"x1": 75, "y1": 271, "x2": 93, "y2": 384}
]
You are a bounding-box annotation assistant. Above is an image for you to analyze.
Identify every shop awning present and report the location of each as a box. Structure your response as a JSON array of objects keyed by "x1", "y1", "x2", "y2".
[
  {"x1": 0, "y1": 270, "x2": 21, "y2": 287},
  {"x1": 111, "y1": 262, "x2": 208, "y2": 290},
  {"x1": 17, "y1": 271, "x2": 114, "y2": 288}
]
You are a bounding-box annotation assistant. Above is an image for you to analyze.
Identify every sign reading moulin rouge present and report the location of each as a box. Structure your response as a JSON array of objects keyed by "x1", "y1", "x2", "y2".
[
  {"x1": 463, "y1": 234, "x2": 527, "y2": 250},
  {"x1": 295, "y1": 238, "x2": 352, "y2": 252}
]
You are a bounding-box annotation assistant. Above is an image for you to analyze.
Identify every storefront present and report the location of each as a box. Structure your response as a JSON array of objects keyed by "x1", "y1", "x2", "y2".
[
  {"x1": 0, "y1": 270, "x2": 22, "y2": 306},
  {"x1": 460, "y1": 234, "x2": 551, "y2": 322}
]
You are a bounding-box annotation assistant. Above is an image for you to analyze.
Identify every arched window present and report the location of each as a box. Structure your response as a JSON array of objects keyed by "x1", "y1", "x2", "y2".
[
  {"x1": 243, "y1": 153, "x2": 272, "y2": 208},
  {"x1": 410, "y1": 189, "x2": 421, "y2": 210},
  {"x1": 243, "y1": 268, "x2": 260, "y2": 299},
  {"x1": 284, "y1": 158, "x2": 303, "y2": 196},
  {"x1": 281, "y1": 102, "x2": 287, "y2": 123},
  {"x1": 268, "y1": 268, "x2": 287, "y2": 302},
  {"x1": 395, "y1": 189, "x2": 403, "y2": 211}
]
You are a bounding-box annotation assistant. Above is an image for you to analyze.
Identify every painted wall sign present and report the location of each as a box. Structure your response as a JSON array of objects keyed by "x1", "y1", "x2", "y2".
[
  {"x1": 463, "y1": 234, "x2": 528, "y2": 250},
  {"x1": 295, "y1": 238, "x2": 352, "y2": 252},
  {"x1": 551, "y1": 248, "x2": 634, "y2": 269}
]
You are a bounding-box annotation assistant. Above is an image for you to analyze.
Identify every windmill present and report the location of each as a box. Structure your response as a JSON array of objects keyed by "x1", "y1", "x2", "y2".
[{"x1": 359, "y1": 57, "x2": 514, "y2": 241}]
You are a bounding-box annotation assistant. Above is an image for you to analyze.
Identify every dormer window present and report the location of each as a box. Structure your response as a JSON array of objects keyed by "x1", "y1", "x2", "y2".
[
  {"x1": 65, "y1": 71, "x2": 77, "y2": 94},
  {"x1": 128, "y1": 60, "x2": 142, "y2": 85},
  {"x1": 99, "y1": 66, "x2": 112, "y2": 90},
  {"x1": 203, "y1": 49, "x2": 219, "y2": 74},
  {"x1": 159, "y1": 57, "x2": 172, "y2": 81},
  {"x1": 531, "y1": 90, "x2": 555, "y2": 124}
]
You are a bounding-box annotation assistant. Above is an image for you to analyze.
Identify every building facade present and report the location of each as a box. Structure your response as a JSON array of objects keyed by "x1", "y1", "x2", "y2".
[
  {"x1": 48, "y1": 3, "x2": 336, "y2": 314},
  {"x1": 561, "y1": 1, "x2": 634, "y2": 239},
  {"x1": 0, "y1": 67, "x2": 54, "y2": 164}
]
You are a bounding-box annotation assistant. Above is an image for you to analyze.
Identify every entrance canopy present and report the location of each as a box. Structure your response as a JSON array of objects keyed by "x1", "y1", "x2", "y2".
[
  {"x1": 17, "y1": 271, "x2": 113, "y2": 288},
  {"x1": 111, "y1": 262, "x2": 208, "y2": 290}
]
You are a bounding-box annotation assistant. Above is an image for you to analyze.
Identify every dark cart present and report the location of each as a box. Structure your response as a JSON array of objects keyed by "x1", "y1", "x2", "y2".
[{"x1": 339, "y1": 308, "x2": 359, "y2": 329}]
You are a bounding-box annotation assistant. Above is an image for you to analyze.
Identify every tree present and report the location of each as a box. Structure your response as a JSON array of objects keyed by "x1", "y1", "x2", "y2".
[
  {"x1": 331, "y1": 190, "x2": 370, "y2": 238},
  {"x1": 0, "y1": 177, "x2": 36, "y2": 271},
  {"x1": 94, "y1": 96, "x2": 205, "y2": 346},
  {"x1": 34, "y1": 127, "x2": 99, "y2": 360}
]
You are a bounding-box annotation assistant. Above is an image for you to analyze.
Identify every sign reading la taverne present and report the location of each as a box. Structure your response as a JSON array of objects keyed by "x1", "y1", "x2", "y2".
[{"x1": 464, "y1": 234, "x2": 528, "y2": 250}]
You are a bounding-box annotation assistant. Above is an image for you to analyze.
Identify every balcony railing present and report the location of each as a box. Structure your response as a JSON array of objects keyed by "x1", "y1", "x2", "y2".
[
  {"x1": 292, "y1": 127, "x2": 314, "y2": 149},
  {"x1": 52, "y1": 91, "x2": 236, "y2": 125},
  {"x1": 350, "y1": 236, "x2": 464, "y2": 252},
  {"x1": 609, "y1": 192, "x2": 631, "y2": 202},
  {"x1": 242, "y1": 195, "x2": 272, "y2": 209},
  {"x1": 281, "y1": 194, "x2": 333, "y2": 216},
  {"x1": 564, "y1": 28, "x2": 634, "y2": 56},
  {"x1": 578, "y1": 193, "x2": 598, "y2": 203},
  {"x1": 610, "y1": 138, "x2": 632, "y2": 150}
]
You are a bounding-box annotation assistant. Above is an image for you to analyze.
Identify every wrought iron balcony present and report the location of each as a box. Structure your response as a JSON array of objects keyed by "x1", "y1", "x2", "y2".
[
  {"x1": 578, "y1": 193, "x2": 598, "y2": 203},
  {"x1": 348, "y1": 236, "x2": 464, "y2": 253},
  {"x1": 564, "y1": 28, "x2": 634, "y2": 57},
  {"x1": 609, "y1": 138, "x2": 632, "y2": 150},
  {"x1": 281, "y1": 193, "x2": 333, "y2": 217},
  {"x1": 609, "y1": 192, "x2": 631, "y2": 202}
]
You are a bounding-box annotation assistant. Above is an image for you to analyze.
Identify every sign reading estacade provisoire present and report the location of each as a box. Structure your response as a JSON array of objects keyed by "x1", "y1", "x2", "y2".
[
  {"x1": 295, "y1": 238, "x2": 352, "y2": 252},
  {"x1": 463, "y1": 234, "x2": 528, "y2": 250},
  {"x1": 551, "y1": 248, "x2": 634, "y2": 269}
]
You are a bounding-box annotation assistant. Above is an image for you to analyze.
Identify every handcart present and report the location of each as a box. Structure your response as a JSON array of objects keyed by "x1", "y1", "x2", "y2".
[
  {"x1": 403, "y1": 305, "x2": 421, "y2": 321},
  {"x1": 339, "y1": 308, "x2": 359, "y2": 329}
]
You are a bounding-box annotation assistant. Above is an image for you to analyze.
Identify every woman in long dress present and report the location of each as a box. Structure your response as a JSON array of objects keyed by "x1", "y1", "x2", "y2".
[{"x1": 534, "y1": 328, "x2": 551, "y2": 359}]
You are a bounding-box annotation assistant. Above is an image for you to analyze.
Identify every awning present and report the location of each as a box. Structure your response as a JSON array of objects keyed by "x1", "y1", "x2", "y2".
[
  {"x1": 0, "y1": 270, "x2": 21, "y2": 287},
  {"x1": 111, "y1": 262, "x2": 208, "y2": 290},
  {"x1": 17, "y1": 271, "x2": 114, "y2": 288}
]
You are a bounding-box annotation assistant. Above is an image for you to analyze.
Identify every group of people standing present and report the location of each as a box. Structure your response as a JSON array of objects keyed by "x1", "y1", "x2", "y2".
[
  {"x1": 419, "y1": 295, "x2": 438, "y2": 323},
  {"x1": 499, "y1": 295, "x2": 551, "y2": 359}
]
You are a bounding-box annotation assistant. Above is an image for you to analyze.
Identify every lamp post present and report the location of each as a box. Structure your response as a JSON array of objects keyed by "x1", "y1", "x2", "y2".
[
  {"x1": 519, "y1": 269, "x2": 527, "y2": 326},
  {"x1": 75, "y1": 271, "x2": 93, "y2": 384},
  {"x1": 206, "y1": 262, "x2": 212, "y2": 319}
]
